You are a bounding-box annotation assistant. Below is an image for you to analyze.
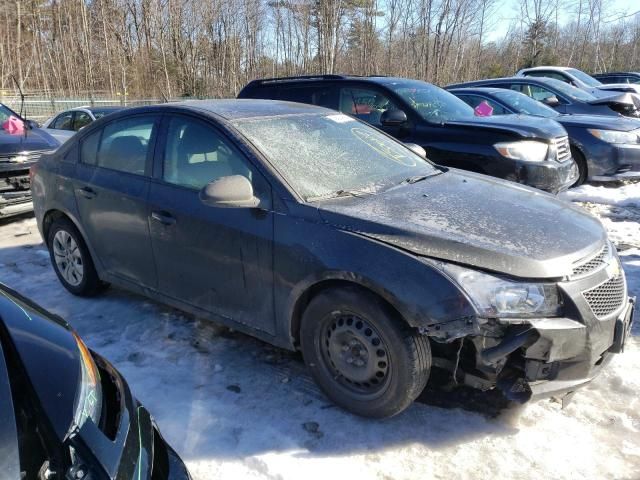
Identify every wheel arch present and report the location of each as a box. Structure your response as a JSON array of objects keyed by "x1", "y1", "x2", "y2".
[{"x1": 287, "y1": 274, "x2": 414, "y2": 350}]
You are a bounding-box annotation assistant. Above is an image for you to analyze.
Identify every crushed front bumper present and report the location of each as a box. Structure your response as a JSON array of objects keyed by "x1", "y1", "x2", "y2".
[
  {"x1": 588, "y1": 143, "x2": 640, "y2": 181},
  {"x1": 0, "y1": 168, "x2": 33, "y2": 217},
  {"x1": 519, "y1": 158, "x2": 579, "y2": 193}
]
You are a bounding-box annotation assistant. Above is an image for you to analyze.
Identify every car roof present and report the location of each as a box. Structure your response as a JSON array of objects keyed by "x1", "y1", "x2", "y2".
[
  {"x1": 126, "y1": 99, "x2": 332, "y2": 121},
  {"x1": 447, "y1": 86, "x2": 505, "y2": 94},
  {"x1": 244, "y1": 74, "x2": 433, "y2": 88},
  {"x1": 448, "y1": 76, "x2": 559, "y2": 87},
  {"x1": 520, "y1": 66, "x2": 572, "y2": 72}
]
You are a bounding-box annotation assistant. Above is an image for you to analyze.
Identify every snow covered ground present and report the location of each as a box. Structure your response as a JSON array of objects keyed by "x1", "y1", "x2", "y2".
[{"x1": 1, "y1": 182, "x2": 639, "y2": 480}]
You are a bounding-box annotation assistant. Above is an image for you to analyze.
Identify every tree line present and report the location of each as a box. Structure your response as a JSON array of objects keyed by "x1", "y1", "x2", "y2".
[{"x1": 1, "y1": 0, "x2": 639, "y2": 99}]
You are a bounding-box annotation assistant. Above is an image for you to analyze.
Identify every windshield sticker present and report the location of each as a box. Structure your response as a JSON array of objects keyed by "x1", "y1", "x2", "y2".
[
  {"x1": 350, "y1": 127, "x2": 417, "y2": 166},
  {"x1": 326, "y1": 113, "x2": 355, "y2": 124}
]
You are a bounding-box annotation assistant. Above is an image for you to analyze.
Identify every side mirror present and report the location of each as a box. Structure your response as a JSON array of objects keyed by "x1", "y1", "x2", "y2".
[
  {"x1": 199, "y1": 175, "x2": 260, "y2": 208},
  {"x1": 26, "y1": 119, "x2": 40, "y2": 129},
  {"x1": 404, "y1": 143, "x2": 427, "y2": 158},
  {"x1": 542, "y1": 96, "x2": 560, "y2": 107},
  {"x1": 380, "y1": 109, "x2": 408, "y2": 127}
]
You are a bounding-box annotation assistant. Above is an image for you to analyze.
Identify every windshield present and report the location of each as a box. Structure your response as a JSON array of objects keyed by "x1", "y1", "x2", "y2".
[
  {"x1": 492, "y1": 90, "x2": 559, "y2": 118},
  {"x1": 567, "y1": 68, "x2": 602, "y2": 87},
  {"x1": 233, "y1": 113, "x2": 438, "y2": 201},
  {"x1": 386, "y1": 80, "x2": 475, "y2": 122},
  {"x1": 0, "y1": 104, "x2": 18, "y2": 123},
  {"x1": 543, "y1": 78, "x2": 596, "y2": 101}
]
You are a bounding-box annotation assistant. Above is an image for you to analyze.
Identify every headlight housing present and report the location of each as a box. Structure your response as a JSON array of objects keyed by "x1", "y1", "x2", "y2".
[
  {"x1": 442, "y1": 263, "x2": 562, "y2": 318},
  {"x1": 494, "y1": 140, "x2": 549, "y2": 162},
  {"x1": 72, "y1": 332, "x2": 102, "y2": 429},
  {"x1": 588, "y1": 128, "x2": 640, "y2": 144}
]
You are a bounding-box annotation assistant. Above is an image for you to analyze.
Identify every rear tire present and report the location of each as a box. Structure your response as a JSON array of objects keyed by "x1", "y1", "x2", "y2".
[
  {"x1": 300, "y1": 286, "x2": 431, "y2": 418},
  {"x1": 47, "y1": 217, "x2": 105, "y2": 296},
  {"x1": 571, "y1": 146, "x2": 588, "y2": 187}
]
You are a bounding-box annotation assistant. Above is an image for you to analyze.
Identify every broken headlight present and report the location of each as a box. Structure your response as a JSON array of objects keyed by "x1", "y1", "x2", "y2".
[
  {"x1": 443, "y1": 263, "x2": 562, "y2": 318},
  {"x1": 72, "y1": 332, "x2": 103, "y2": 430}
]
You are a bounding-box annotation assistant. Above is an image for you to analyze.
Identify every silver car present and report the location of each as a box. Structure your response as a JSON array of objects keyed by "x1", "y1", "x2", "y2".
[{"x1": 42, "y1": 106, "x2": 123, "y2": 144}]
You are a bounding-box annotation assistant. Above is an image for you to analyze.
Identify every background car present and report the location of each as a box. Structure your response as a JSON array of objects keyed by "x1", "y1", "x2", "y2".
[
  {"x1": 32, "y1": 100, "x2": 633, "y2": 417},
  {"x1": 447, "y1": 76, "x2": 640, "y2": 118},
  {"x1": 517, "y1": 66, "x2": 640, "y2": 96},
  {"x1": 43, "y1": 106, "x2": 124, "y2": 143},
  {"x1": 1, "y1": 103, "x2": 59, "y2": 218},
  {"x1": 593, "y1": 72, "x2": 640, "y2": 86},
  {"x1": 0, "y1": 283, "x2": 190, "y2": 479},
  {"x1": 239, "y1": 75, "x2": 577, "y2": 193},
  {"x1": 449, "y1": 87, "x2": 640, "y2": 184}
]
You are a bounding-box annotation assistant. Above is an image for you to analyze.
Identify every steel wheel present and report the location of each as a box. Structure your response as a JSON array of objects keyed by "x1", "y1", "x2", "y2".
[
  {"x1": 52, "y1": 230, "x2": 84, "y2": 287},
  {"x1": 321, "y1": 312, "x2": 391, "y2": 397}
]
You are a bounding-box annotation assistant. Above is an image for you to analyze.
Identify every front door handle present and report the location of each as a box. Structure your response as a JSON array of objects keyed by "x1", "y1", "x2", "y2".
[
  {"x1": 76, "y1": 186, "x2": 96, "y2": 199},
  {"x1": 151, "y1": 211, "x2": 176, "y2": 226}
]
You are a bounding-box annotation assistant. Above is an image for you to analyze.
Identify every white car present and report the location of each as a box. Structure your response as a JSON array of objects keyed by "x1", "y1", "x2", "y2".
[
  {"x1": 517, "y1": 66, "x2": 640, "y2": 98},
  {"x1": 42, "y1": 106, "x2": 123, "y2": 143}
]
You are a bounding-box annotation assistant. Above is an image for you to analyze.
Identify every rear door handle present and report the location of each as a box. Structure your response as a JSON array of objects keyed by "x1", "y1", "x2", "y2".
[
  {"x1": 76, "y1": 186, "x2": 96, "y2": 199},
  {"x1": 151, "y1": 211, "x2": 176, "y2": 226}
]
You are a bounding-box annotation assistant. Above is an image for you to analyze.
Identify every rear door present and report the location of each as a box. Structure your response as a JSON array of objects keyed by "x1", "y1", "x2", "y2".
[
  {"x1": 147, "y1": 113, "x2": 276, "y2": 333},
  {"x1": 73, "y1": 114, "x2": 160, "y2": 288}
]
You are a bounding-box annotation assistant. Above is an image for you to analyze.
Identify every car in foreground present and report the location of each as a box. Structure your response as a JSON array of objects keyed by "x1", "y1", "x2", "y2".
[
  {"x1": 447, "y1": 76, "x2": 640, "y2": 118},
  {"x1": 1, "y1": 103, "x2": 59, "y2": 218},
  {"x1": 239, "y1": 75, "x2": 578, "y2": 193},
  {"x1": 593, "y1": 72, "x2": 640, "y2": 86},
  {"x1": 0, "y1": 283, "x2": 190, "y2": 479},
  {"x1": 449, "y1": 87, "x2": 640, "y2": 184},
  {"x1": 517, "y1": 66, "x2": 640, "y2": 96},
  {"x1": 32, "y1": 100, "x2": 635, "y2": 417},
  {"x1": 43, "y1": 106, "x2": 124, "y2": 144}
]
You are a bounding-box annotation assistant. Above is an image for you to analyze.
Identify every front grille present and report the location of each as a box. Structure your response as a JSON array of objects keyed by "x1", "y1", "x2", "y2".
[
  {"x1": 553, "y1": 136, "x2": 571, "y2": 162},
  {"x1": 583, "y1": 274, "x2": 626, "y2": 318},
  {"x1": 571, "y1": 243, "x2": 610, "y2": 278},
  {"x1": 0, "y1": 151, "x2": 44, "y2": 163}
]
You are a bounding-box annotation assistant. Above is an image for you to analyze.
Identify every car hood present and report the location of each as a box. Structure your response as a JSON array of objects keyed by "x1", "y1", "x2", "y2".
[
  {"x1": 587, "y1": 92, "x2": 640, "y2": 108},
  {"x1": 0, "y1": 284, "x2": 79, "y2": 441},
  {"x1": 315, "y1": 170, "x2": 606, "y2": 279},
  {"x1": 445, "y1": 114, "x2": 567, "y2": 139},
  {"x1": 556, "y1": 113, "x2": 640, "y2": 131},
  {"x1": 0, "y1": 127, "x2": 59, "y2": 155}
]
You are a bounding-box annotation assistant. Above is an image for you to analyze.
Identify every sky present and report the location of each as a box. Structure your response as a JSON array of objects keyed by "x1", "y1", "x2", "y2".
[{"x1": 485, "y1": 0, "x2": 640, "y2": 42}]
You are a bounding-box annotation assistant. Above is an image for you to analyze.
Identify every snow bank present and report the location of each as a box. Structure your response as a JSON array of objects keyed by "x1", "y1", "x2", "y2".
[{"x1": 559, "y1": 182, "x2": 640, "y2": 207}]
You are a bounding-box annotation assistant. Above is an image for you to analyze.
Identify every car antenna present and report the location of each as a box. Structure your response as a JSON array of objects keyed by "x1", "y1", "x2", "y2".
[{"x1": 10, "y1": 74, "x2": 29, "y2": 132}]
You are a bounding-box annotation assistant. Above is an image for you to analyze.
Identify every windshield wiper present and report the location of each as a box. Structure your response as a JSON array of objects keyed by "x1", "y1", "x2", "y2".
[
  {"x1": 400, "y1": 172, "x2": 441, "y2": 185},
  {"x1": 307, "y1": 188, "x2": 375, "y2": 202}
]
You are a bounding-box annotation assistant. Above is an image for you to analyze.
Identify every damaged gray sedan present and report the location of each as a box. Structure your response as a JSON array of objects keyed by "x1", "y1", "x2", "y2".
[{"x1": 32, "y1": 100, "x2": 634, "y2": 418}]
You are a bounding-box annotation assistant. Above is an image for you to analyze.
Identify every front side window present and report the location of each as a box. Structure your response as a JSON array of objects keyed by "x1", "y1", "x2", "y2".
[
  {"x1": 233, "y1": 113, "x2": 438, "y2": 201},
  {"x1": 96, "y1": 115, "x2": 156, "y2": 175},
  {"x1": 52, "y1": 112, "x2": 74, "y2": 130},
  {"x1": 339, "y1": 87, "x2": 397, "y2": 126},
  {"x1": 74, "y1": 112, "x2": 92, "y2": 131},
  {"x1": 163, "y1": 116, "x2": 252, "y2": 190},
  {"x1": 525, "y1": 71, "x2": 568, "y2": 83}
]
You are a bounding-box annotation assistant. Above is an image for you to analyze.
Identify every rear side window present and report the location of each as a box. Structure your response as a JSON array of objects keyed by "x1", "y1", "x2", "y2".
[
  {"x1": 339, "y1": 87, "x2": 398, "y2": 127},
  {"x1": 80, "y1": 130, "x2": 101, "y2": 166},
  {"x1": 96, "y1": 116, "x2": 157, "y2": 175}
]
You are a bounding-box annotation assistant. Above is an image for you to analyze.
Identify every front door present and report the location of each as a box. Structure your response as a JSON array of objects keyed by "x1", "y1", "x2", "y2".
[
  {"x1": 148, "y1": 114, "x2": 275, "y2": 334},
  {"x1": 73, "y1": 114, "x2": 160, "y2": 288}
]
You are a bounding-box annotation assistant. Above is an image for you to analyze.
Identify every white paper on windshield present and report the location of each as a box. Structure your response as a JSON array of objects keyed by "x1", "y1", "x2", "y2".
[{"x1": 326, "y1": 113, "x2": 355, "y2": 123}]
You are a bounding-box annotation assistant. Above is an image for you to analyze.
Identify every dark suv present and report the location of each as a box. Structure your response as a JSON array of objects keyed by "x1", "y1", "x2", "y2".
[{"x1": 239, "y1": 75, "x2": 578, "y2": 193}]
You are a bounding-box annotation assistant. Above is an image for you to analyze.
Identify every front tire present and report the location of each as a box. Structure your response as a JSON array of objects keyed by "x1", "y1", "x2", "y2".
[
  {"x1": 300, "y1": 287, "x2": 431, "y2": 418},
  {"x1": 571, "y1": 146, "x2": 588, "y2": 187},
  {"x1": 47, "y1": 217, "x2": 104, "y2": 296}
]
